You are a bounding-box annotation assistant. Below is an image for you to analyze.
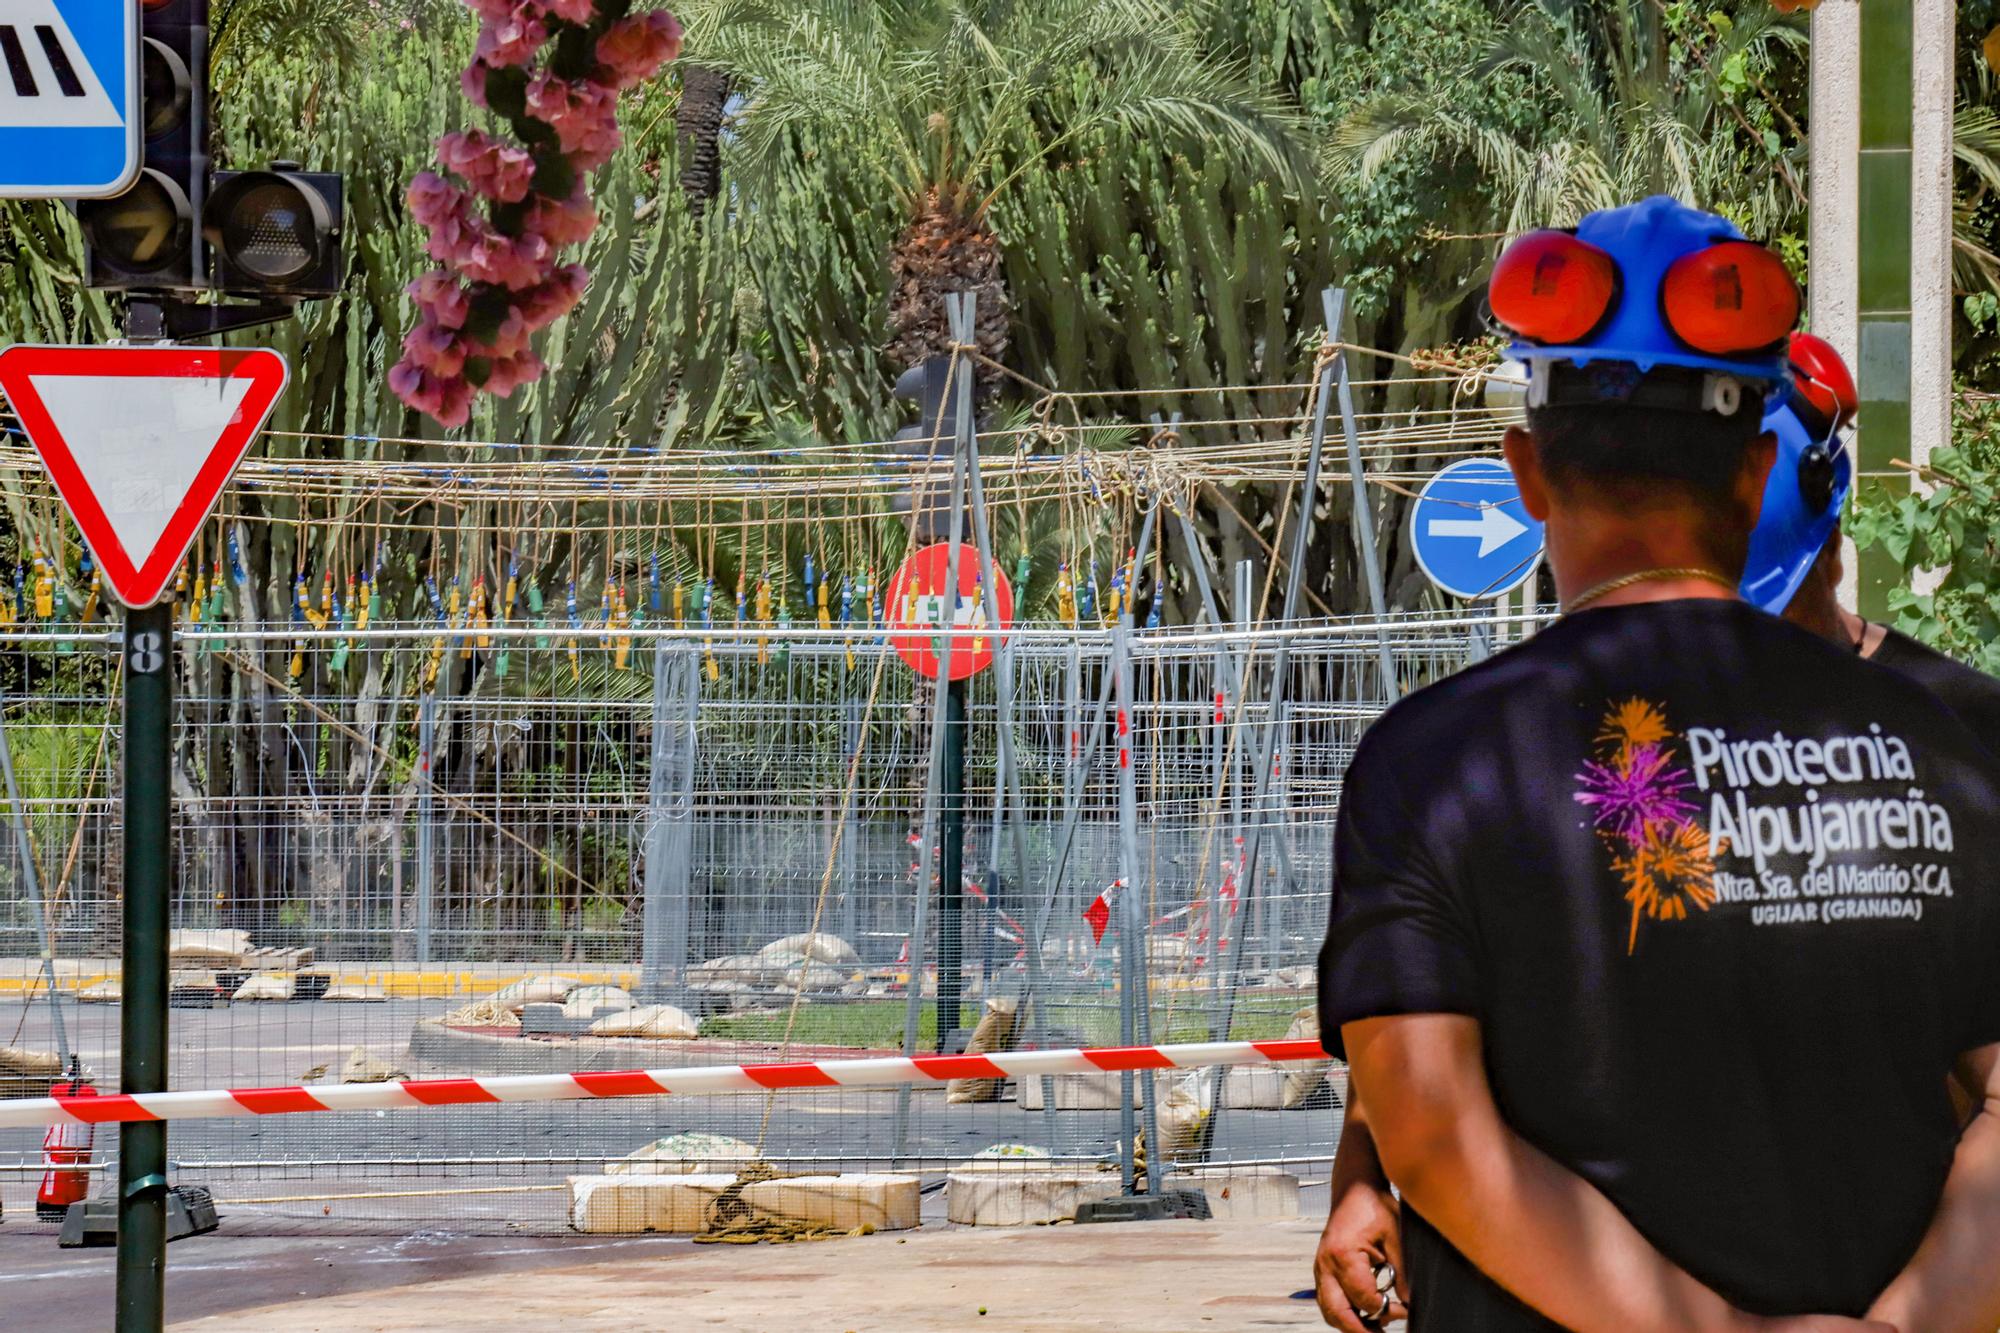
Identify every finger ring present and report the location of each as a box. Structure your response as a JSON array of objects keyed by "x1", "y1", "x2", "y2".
[{"x1": 1365, "y1": 1291, "x2": 1392, "y2": 1321}]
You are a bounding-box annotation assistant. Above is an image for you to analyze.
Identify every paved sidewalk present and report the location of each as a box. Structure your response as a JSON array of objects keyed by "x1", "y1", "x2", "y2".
[{"x1": 171, "y1": 1217, "x2": 1331, "y2": 1331}]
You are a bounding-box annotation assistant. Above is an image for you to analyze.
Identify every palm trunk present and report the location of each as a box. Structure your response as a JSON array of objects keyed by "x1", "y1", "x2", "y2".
[{"x1": 675, "y1": 64, "x2": 732, "y2": 221}]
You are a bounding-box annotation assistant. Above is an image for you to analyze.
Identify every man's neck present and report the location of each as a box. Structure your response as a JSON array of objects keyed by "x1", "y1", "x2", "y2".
[{"x1": 1546, "y1": 509, "x2": 1741, "y2": 613}]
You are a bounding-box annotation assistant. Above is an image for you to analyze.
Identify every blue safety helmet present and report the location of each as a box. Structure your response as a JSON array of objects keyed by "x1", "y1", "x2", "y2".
[
  {"x1": 1489, "y1": 196, "x2": 1799, "y2": 417},
  {"x1": 1740, "y1": 333, "x2": 1858, "y2": 613}
]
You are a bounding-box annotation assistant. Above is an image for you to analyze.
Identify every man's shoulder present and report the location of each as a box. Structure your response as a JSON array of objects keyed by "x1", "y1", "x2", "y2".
[{"x1": 1874, "y1": 629, "x2": 2000, "y2": 749}]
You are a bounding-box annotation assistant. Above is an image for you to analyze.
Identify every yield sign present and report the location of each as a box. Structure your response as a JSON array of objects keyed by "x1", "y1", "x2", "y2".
[{"x1": 0, "y1": 345, "x2": 287, "y2": 607}]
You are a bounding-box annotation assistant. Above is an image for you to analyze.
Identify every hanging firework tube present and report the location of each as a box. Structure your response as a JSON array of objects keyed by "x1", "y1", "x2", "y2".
[
  {"x1": 8, "y1": 562, "x2": 24, "y2": 626},
  {"x1": 495, "y1": 556, "x2": 518, "y2": 678},
  {"x1": 469, "y1": 576, "x2": 492, "y2": 656},
  {"x1": 563, "y1": 577, "x2": 581, "y2": 681},
  {"x1": 422, "y1": 574, "x2": 446, "y2": 688},
  {"x1": 288, "y1": 575, "x2": 309, "y2": 681},
  {"x1": 648, "y1": 553, "x2": 662, "y2": 620},
  {"x1": 755, "y1": 569, "x2": 772, "y2": 667},
  {"x1": 329, "y1": 575, "x2": 355, "y2": 674},
  {"x1": 526, "y1": 568, "x2": 548, "y2": 648},
  {"x1": 206, "y1": 552, "x2": 226, "y2": 652},
  {"x1": 1081, "y1": 557, "x2": 1098, "y2": 623},
  {"x1": 774, "y1": 598, "x2": 793, "y2": 670},
  {"x1": 613, "y1": 581, "x2": 633, "y2": 671},
  {"x1": 1057, "y1": 561, "x2": 1077, "y2": 626},
  {"x1": 1014, "y1": 551, "x2": 1031, "y2": 613},
  {"x1": 839, "y1": 574, "x2": 856, "y2": 671},
  {"x1": 79, "y1": 569, "x2": 100, "y2": 630},
  {"x1": 700, "y1": 577, "x2": 718, "y2": 681}
]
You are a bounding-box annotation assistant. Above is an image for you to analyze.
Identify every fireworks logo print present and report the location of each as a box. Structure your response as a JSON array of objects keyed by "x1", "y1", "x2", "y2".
[{"x1": 1574, "y1": 698, "x2": 1721, "y2": 953}]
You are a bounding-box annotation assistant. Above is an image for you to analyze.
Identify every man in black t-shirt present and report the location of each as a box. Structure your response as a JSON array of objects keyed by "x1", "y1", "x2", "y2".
[{"x1": 1316, "y1": 198, "x2": 2000, "y2": 1333}]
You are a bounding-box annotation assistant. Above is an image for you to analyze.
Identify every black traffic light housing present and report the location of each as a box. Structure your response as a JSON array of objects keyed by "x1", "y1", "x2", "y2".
[
  {"x1": 891, "y1": 356, "x2": 962, "y2": 544},
  {"x1": 79, "y1": 0, "x2": 208, "y2": 291},
  {"x1": 205, "y1": 168, "x2": 343, "y2": 298}
]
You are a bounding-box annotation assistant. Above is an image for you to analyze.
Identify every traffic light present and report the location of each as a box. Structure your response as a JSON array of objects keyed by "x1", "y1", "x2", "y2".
[
  {"x1": 891, "y1": 356, "x2": 961, "y2": 545},
  {"x1": 205, "y1": 167, "x2": 343, "y2": 298},
  {"x1": 79, "y1": 0, "x2": 209, "y2": 291}
]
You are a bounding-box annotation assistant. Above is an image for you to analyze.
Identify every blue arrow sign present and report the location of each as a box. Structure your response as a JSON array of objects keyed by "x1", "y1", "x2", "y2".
[
  {"x1": 0, "y1": 0, "x2": 138, "y2": 199},
  {"x1": 1410, "y1": 457, "x2": 1545, "y2": 601}
]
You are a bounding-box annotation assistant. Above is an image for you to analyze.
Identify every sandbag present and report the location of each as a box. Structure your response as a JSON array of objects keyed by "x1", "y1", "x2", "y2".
[
  {"x1": 491, "y1": 975, "x2": 581, "y2": 1010},
  {"x1": 442, "y1": 997, "x2": 519, "y2": 1028},
  {"x1": 946, "y1": 996, "x2": 1019, "y2": 1103},
  {"x1": 340, "y1": 1046, "x2": 408, "y2": 1084},
  {"x1": 690, "y1": 955, "x2": 773, "y2": 991},
  {"x1": 77, "y1": 979, "x2": 120, "y2": 1004},
  {"x1": 0, "y1": 1046, "x2": 62, "y2": 1077},
  {"x1": 606, "y1": 1131, "x2": 757, "y2": 1175},
  {"x1": 1154, "y1": 1072, "x2": 1213, "y2": 1162},
  {"x1": 562, "y1": 984, "x2": 635, "y2": 1018},
  {"x1": 323, "y1": 984, "x2": 388, "y2": 1003},
  {"x1": 758, "y1": 933, "x2": 858, "y2": 966},
  {"x1": 589, "y1": 1003, "x2": 699, "y2": 1039},
  {"x1": 168, "y1": 928, "x2": 252, "y2": 965},
  {"x1": 1280, "y1": 1006, "x2": 1333, "y2": 1109},
  {"x1": 232, "y1": 973, "x2": 295, "y2": 1001},
  {"x1": 773, "y1": 961, "x2": 851, "y2": 994}
]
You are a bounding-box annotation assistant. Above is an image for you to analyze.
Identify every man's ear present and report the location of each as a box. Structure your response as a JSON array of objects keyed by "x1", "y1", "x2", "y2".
[
  {"x1": 1502, "y1": 426, "x2": 1550, "y2": 522},
  {"x1": 1740, "y1": 429, "x2": 1779, "y2": 525}
]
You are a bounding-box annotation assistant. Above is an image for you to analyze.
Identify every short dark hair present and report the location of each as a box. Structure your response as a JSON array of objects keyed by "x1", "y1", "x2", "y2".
[{"x1": 1524, "y1": 399, "x2": 1765, "y2": 572}]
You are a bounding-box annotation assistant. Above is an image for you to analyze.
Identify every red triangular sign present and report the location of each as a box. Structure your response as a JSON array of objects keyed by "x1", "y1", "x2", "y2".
[{"x1": 0, "y1": 346, "x2": 288, "y2": 608}]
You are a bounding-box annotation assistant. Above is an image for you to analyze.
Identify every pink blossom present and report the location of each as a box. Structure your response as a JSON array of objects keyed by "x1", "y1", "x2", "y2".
[
  {"x1": 460, "y1": 0, "x2": 522, "y2": 23},
  {"x1": 523, "y1": 187, "x2": 597, "y2": 247},
  {"x1": 514, "y1": 264, "x2": 589, "y2": 330},
  {"x1": 438, "y1": 130, "x2": 536, "y2": 204},
  {"x1": 390, "y1": 363, "x2": 475, "y2": 428},
  {"x1": 525, "y1": 74, "x2": 622, "y2": 168},
  {"x1": 407, "y1": 171, "x2": 471, "y2": 229},
  {"x1": 401, "y1": 319, "x2": 468, "y2": 378},
  {"x1": 541, "y1": 0, "x2": 596, "y2": 25},
  {"x1": 409, "y1": 270, "x2": 473, "y2": 330},
  {"x1": 468, "y1": 305, "x2": 532, "y2": 360},
  {"x1": 596, "y1": 11, "x2": 682, "y2": 89},
  {"x1": 461, "y1": 62, "x2": 490, "y2": 107},
  {"x1": 475, "y1": 11, "x2": 548, "y2": 67},
  {"x1": 479, "y1": 348, "x2": 546, "y2": 399},
  {"x1": 457, "y1": 228, "x2": 555, "y2": 290}
]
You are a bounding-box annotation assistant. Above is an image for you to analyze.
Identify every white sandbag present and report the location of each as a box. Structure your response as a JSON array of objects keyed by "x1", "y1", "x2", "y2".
[
  {"x1": 606, "y1": 1131, "x2": 758, "y2": 1175},
  {"x1": 562, "y1": 985, "x2": 636, "y2": 1018},
  {"x1": 1279, "y1": 1006, "x2": 1333, "y2": 1109},
  {"x1": 690, "y1": 955, "x2": 773, "y2": 991},
  {"x1": 340, "y1": 1046, "x2": 408, "y2": 1084},
  {"x1": 773, "y1": 961, "x2": 850, "y2": 994},
  {"x1": 1154, "y1": 1072, "x2": 1213, "y2": 1162},
  {"x1": 758, "y1": 933, "x2": 859, "y2": 966},
  {"x1": 0, "y1": 1046, "x2": 62, "y2": 1077},
  {"x1": 323, "y1": 984, "x2": 388, "y2": 1002},
  {"x1": 168, "y1": 928, "x2": 252, "y2": 964},
  {"x1": 232, "y1": 973, "x2": 295, "y2": 1001},
  {"x1": 168, "y1": 969, "x2": 220, "y2": 992},
  {"x1": 589, "y1": 1003, "x2": 699, "y2": 1039},
  {"x1": 77, "y1": 979, "x2": 120, "y2": 1004},
  {"x1": 491, "y1": 975, "x2": 581, "y2": 1010}
]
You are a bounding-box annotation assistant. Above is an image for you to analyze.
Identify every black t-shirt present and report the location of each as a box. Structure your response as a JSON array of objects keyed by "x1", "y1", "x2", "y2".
[
  {"x1": 1872, "y1": 627, "x2": 2000, "y2": 754},
  {"x1": 1318, "y1": 599, "x2": 2000, "y2": 1328}
]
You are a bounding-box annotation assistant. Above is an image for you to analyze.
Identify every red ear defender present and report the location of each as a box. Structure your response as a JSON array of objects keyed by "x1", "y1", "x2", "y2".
[
  {"x1": 1786, "y1": 331, "x2": 1858, "y2": 430},
  {"x1": 1661, "y1": 241, "x2": 1801, "y2": 356},
  {"x1": 1488, "y1": 230, "x2": 1620, "y2": 344}
]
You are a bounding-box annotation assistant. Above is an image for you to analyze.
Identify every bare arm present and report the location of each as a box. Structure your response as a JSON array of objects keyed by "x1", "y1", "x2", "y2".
[
  {"x1": 1314, "y1": 1092, "x2": 1409, "y2": 1331},
  {"x1": 1343, "y1": 1014, "x2": 1892, "y2": 1333},
  {"x1": 1867, "y1": 1043, "x2": 2000, "y2": 1332}
]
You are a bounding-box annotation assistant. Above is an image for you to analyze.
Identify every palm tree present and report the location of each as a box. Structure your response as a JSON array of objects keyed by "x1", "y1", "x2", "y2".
[
  {"x1": 1331, "y1": 0, "x2": 1807, "y2": 238},
  {"x1": 700, "y1": 0, "x2": 1307, "y2": 369}
]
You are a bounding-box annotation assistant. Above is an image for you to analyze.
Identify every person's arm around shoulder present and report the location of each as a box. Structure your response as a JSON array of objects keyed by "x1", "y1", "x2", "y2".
[
  {"x1": 1867, "y1": 1042, "x2": 2000, "y2": 1332},
  {"x1": 1314, "y1": 1094, "x2": 1408, "y2": 1331},
  {"x1": 1344, "y1": 1012, "x2": 1896, "y2": 1333}
]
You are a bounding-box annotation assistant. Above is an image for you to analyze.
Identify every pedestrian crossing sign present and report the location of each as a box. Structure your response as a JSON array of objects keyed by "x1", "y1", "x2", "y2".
[{"x1": 0, "y1": 0, "x2": 138, "y2": 198}]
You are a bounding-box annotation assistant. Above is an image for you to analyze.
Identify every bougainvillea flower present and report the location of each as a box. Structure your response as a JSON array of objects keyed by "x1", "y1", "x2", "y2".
[
  {"x1": 438, "y1": 131, "x2": 537, "y2": 205},
  {"x1": 513, "y1": 265, "x2": 590, "y2": 330},
  {"x1": 409, "y1": 270, "x2": 473, "y2": 330},
  {"x1": 596, "y1": 11, "x2": 683, "y2": 89},
  {"x1": 525, "y1": 74, "x2": 622, "y2": 166},
  {"x1": 524, "y1": 188, "x2": 599, "y2": 248},
  {"x1": 402, "y1": 319, "x2": 469, "y2": 378},
  {"x1": 475, "y1": 12, "x2": 549, "y2": 68}
]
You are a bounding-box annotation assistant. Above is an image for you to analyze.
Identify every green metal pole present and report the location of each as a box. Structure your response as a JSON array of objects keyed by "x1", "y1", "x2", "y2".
[
  {"x1": 1855, "y1": 0, "x2": 1913, "y2": 619},
  {"x1": 117, "y1": 602, "x2": 173, "y2": 1332}
]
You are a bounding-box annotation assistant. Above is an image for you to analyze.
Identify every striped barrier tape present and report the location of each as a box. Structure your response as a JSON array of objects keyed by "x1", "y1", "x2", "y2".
[{"x1": 0, "y1": 1038, "x2": 1329, "y2": 1130}]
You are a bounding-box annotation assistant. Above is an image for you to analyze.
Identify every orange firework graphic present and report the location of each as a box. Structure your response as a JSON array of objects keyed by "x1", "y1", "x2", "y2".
[
  {"x1": 1596, "y1": 697, "x2": 1672, "y2": 757},
  {"x1": 1608, "y1": 820, "x2": 1720, "y2": 953},
  {"x1": 1575, "y1": 698, "x2": 1720, "y2": 954}
]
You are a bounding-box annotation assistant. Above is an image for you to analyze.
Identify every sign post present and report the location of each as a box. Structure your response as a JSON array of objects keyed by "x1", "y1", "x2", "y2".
[{"x1": 0, "y1": 341, "x2": 285, "y2": 1331}]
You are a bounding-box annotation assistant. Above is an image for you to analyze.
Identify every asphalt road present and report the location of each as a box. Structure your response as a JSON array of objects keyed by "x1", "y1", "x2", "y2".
[{"x1": 0, "y1": 994, "x2": 1336, "y2": 1327}]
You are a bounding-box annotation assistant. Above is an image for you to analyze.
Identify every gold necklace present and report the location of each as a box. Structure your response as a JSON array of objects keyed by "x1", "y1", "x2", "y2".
[{"x1": 1563, "y1": 567, "x2": 1738, "y2": 614}]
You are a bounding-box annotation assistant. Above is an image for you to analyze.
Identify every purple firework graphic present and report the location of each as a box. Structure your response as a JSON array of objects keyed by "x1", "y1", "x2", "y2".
[{"x1": 1573, "y1": 743, "x2": 1696, "y2": 841}]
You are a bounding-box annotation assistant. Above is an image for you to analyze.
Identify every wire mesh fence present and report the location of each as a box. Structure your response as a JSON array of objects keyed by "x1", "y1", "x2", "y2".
[{"x1": 0, "y1": 602, "x2": 1544, "y2": 1235}]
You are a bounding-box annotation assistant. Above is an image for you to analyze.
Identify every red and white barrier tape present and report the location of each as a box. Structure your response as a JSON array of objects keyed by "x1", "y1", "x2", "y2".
[{"x1": 0, "y1": 1038, "x2": 1327, "y2": 1130}]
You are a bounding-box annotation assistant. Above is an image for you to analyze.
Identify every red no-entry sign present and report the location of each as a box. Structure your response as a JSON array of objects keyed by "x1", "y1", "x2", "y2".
[
  {"x1": 0, "y1": 345, "x2": 288, "y2": 608},
  {"x1": 884, "y1": 542, "x2": 1014, "y2": 680}
]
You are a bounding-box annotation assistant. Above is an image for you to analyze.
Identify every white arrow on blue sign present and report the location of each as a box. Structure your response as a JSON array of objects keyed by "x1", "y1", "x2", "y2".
[
  {"x1": 0, "y1": 0, "x2": 138, "y2": 199},
  {"x1": 1410, "y1": 457, "x2": 1545, "y2": 601}
]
